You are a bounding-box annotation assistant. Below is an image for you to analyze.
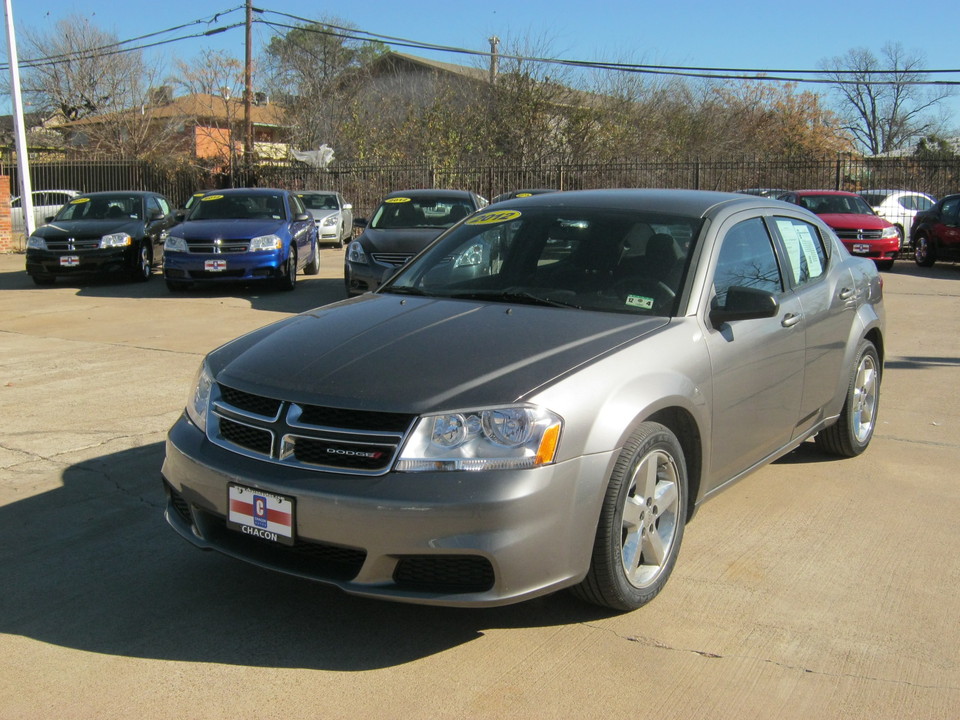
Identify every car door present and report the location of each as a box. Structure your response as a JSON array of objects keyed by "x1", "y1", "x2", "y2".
[
  {"x1": 702, "y1": 213, "x2": 805, "y2": 489},
  {"x1": 932, "y1": 197, "x2": 960, "y2": 259},
  {"x1": 769, "y1": 215, "x2": 854, "y2": 439},
  {"x1": 288, "y1": 193, "x2": 314, "y2": 263},
  {"x1": 145, "y1": 195, "x2": 173, "y2": 262}
]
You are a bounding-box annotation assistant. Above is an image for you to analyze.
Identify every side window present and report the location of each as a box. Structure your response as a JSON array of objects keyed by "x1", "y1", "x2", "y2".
[
  {"x1": 774, "y1": 217, "x2": 827, "y2": 286},
  {"x1": 942, "y1": 198, "x2": 960, "y2": 223},
  {"x1": 290, "y1": 194, "x2": 306, "y2": 216},
  {"x1": 155, "y1": 196, "x2": 170, "y2": 215},
  {"x1": 713, "y1": 217, "x2": 783, "y2": 305}
]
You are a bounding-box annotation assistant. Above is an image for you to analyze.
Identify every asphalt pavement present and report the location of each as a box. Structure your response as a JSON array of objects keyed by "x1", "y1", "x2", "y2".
[{"x1": 1, "y1": 249, "x2": 958, "y2": 719}]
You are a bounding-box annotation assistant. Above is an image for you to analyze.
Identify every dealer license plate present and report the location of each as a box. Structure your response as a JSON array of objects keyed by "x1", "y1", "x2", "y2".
[
  {"x1": 227, "y1": 484, "x2": 295, "y2": 545},
  {"x1": 852, "y1": 243, "x2": 871, "y2": 254},
  {"x1": 59, "y1": 255, "x2": 80, "y2": 267},
  {"x1": 204, "y1": 259, "x2": 228, "y2": 271}
]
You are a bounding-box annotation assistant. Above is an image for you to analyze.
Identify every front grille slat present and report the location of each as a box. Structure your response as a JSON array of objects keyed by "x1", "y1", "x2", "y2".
[
  {"x1": 370, "y1": 252, "x2": 413, "y2": 267},
  {"x1": 210, "y1": 383, "x2": 416, "y2": 475}
]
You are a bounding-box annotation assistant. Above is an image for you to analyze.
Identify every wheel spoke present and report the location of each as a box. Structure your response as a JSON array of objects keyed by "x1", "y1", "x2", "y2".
[{"x1": 641, "y1": 521, "x2": 667, "y2": 566}]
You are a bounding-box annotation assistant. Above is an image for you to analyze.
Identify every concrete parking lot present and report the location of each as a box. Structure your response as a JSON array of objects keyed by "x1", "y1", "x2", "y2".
[{"x1": 1, "y1": 249, "x2": 958, "y2": 719}]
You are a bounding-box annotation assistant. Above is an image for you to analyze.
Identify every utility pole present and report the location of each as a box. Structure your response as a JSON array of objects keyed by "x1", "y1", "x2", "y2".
[
  {"x1": 488, "y1": 36, "x2": 500, "y2": 84},
  {"x1": 4, "y1": 0, "x2": 34, "y2": 237},
  {"x1": 243, "y1": 0, "x2": 254, "y2": 169}
]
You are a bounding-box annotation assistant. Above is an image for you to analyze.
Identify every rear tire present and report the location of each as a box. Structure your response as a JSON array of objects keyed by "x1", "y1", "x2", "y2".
[
  {"x1": 914, "y1": 234, "x2": 936, "y2": 267},
  {"x1": 815, "y1": 339, "x2": 880, "y2": 457},
  {"x1": 572, "y1": 422, "x2": 687, "y2": 611},
  {"x1": 304, "y1": 241, "x2": 320, "y2": 275}
]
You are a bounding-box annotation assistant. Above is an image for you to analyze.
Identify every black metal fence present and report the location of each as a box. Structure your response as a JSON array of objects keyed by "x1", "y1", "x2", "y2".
[{"x1": 4, "y1": 153, "x2": 960, "y2": 241}]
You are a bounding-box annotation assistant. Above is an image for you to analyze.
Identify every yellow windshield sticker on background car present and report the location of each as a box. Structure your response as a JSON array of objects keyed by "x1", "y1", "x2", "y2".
[
  {"x1": 466, "y1": 210, "x2": 522, "y2": 226},
  {"x1": 201, "y1": 195, "x2": 224, "y2": 202},
  {"x1": 625, "y1": 295, "x2": 654, "y2": 310},
  {"x1": 70, "y1": 197, "x2": 91, "y2": 204},
  {"x1": 516, "y1": 193, "x2": 533, "y2": 197},
  {"x1": 385, "y1": 197, "x2": 411, "y2": 203}
]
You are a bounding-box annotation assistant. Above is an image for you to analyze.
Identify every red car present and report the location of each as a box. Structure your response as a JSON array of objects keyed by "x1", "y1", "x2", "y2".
[
  {"x1": 779, "y1": 190, "x2": 900, "y2": 270},
  {"x1": 910, "y1": 193, "x2": 960, "y2": 267}
]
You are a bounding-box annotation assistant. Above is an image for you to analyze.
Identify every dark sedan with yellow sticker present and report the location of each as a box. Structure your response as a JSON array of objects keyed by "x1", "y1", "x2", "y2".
[{"x1": 344, "y1": 189, "x2": 486, "y2": 296}]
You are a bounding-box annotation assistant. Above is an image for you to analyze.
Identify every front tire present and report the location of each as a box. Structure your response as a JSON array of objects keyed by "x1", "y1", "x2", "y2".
[
  {"x1": 815, "y1": 339, "x2": 880, "y2": 457},
  {"x1": 131, "y1": 242, "x2": 152, "y2": 282},
  {"x1": 572, "y1": 422, "x2": 687, "y2": 611},
  {"x1": 277, "y1": 245, "x2": 297, "y2": 291}
]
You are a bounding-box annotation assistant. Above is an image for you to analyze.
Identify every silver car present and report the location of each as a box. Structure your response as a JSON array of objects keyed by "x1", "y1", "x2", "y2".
[
  {"x1": 296, "y1": 191, "x2": 353, "y2": 248},
  {"x1": 162, "y1": 189, "x2": 884, "y2": 611}
]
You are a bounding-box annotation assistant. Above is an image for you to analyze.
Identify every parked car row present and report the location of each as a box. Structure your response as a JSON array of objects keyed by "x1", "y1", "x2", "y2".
[{"x1": 23, "y1": 187, "x2": 334, "y2": 290}]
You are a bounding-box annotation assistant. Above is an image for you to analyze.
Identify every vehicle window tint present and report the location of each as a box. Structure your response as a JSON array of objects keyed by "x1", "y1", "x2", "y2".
[
  {"x1": 941, "y1": 198, "x2": 960, "y2": 223},
  {"x1": 156, "y1": 197, "x2": 170, "y2": 215},
  {"x1": 290, "y1": 194, "x2": 307, "y2": 216},
  {"x1": 713, "y1": 217, "x2": 783, "y2": 304},
  {"x1": 774, "y1": 217, "x2": 826, "y2": 286},
  {"x1": 916, "y1": 196, "x2": 933, "y2": 211}
]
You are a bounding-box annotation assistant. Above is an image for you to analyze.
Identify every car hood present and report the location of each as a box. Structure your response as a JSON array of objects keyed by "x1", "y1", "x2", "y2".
[
  {"x1": 310, "y1": 210, "x2": 339, "y2": 222},
  {"x1": 818, "y1": 213, "x2": 891, "y2": 230},
  {"x1": 171, "y1": 219, "x2": 287, "y2": 239},
  {"x1": 33, "y1": 218, "x2": 145, "y2": 238},
  {"x1": 358, "y1": 227, "x2": 448, "y2": 253},
  {"x1": 210, "y1": 294, "x2": 668, "y2": 414}
]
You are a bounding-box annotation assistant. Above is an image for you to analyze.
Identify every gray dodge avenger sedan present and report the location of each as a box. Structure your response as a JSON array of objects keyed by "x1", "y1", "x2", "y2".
[{"x1": 162, "y1": 189, "x2": 884, "y2": 611}]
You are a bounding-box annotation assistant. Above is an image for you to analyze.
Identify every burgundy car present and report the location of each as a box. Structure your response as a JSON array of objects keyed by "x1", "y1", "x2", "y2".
[
  {"x1": 779, "y1": 190, "x2": 900, "y2": 270},
  {"x1": 910, "y1": 193, "x2": 960, "y2": 267}
]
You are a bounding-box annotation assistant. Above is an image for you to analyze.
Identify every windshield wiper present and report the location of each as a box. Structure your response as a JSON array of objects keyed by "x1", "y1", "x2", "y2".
[
  {"x1": 448, "y1": 289, "x2": 581, "y2": 309},
  {"x1": 381, "y1": 286, "x2": 428, "y2": 296}
]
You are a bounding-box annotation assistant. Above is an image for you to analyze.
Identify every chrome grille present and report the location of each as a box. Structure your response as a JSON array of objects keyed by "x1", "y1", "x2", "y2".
[
  {"x1": 209, "y1": 383, "x2": 416, "y2": 475},
  {"x1": 371, "y1": 252, "x2": 413, "y2": 267},
  {"x1": 185, "y1": 238, "x2": 250, "y2": 253},
  {"x1": 834, "y1": 228, "x2": 883, "y2": 240},
  {"x1": 45, "y1": 238, "x2": 101, "y2": 251}
]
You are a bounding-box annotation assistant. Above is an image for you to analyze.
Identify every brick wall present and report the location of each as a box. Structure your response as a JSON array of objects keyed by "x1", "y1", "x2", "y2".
[{"x1": 0, "y1": 177, "x2": 11, "y2": 253}]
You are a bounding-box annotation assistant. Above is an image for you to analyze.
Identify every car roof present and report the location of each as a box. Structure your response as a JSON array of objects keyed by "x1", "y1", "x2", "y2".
[
  {"x1": 383, "y1": 189, "x2": 476, "y2": 200},
  {"x1": 202, "y1": 187, "x2": 288, "y2": 196},
  {"x1": 490, "y1": 188, "x2": 777, "y2": 217},
  {"x1": 790, "y1": 190, "x2": 860, "y2": 197}
]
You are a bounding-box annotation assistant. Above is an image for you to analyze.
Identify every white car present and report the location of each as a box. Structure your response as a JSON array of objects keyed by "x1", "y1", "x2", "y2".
[
  {"x1": 10, "y1": 189, "x2": 81, "y2": 234},
  {"x1": 296, "y1": 191, "x2": 353, "y2": 248},
  {"x1": 859, "y1": 189, "x2": 936, "y2": 247}
]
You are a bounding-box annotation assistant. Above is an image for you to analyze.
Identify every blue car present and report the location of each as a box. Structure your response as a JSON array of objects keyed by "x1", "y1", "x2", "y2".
[{"x1": 162, "y1": 188, "x2": 319, "y2": 291}]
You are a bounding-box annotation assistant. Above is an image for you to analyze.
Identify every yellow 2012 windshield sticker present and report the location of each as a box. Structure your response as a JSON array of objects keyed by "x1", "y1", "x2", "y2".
[
  {"x1": 466, "y1": 210, "x2": 522, "y2": 226},
  {"x1": 70, "y1": 197, "x2": 91, "y2": 204},
  {"x1": 201, "y1": 194, "x2": 224, "y2": 202},
  {"x1": 385, "y1": 197, "x2": 411, "y2": 203}
]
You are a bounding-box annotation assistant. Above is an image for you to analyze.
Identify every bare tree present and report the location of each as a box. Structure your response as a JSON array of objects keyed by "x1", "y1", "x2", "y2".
[
  {"x1": 21, "y1": 15, "x2": 151, "y2": 121},
  {"x1": 821, "y1": 43, "x2": 953, "y2": 155}
]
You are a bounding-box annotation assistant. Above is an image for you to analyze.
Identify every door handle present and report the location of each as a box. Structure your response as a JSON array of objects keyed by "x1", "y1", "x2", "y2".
[
  {"x1": 838, "y1": 287, "x2": 855, "y2": 300},
  {"x1": 781, "y1": 313, "x2": 802, "y2": 328}
]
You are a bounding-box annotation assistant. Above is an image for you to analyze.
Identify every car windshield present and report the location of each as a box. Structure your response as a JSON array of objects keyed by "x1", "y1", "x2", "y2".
[
  {"x1": 799, "y1": 194, "x2": 874, "y2": 215},
  {"x1": 54, "y1": 195, "x2": 142, "y2": 221},
  {"x1": 298, "y1": 193, "x2": 340, "y2": 211},
  {"x1": 370, "y1": 196, "x2": 474, "y2": 229},
  {"x1": 383, "y1": 207, "x2": 703, "y2": 316},
  {"x1": 188, "y1": 193, "x2": 287, "y2": 221}
]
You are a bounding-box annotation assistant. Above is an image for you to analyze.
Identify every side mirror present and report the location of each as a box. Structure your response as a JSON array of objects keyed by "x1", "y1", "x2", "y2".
[
  {"x1": 44, "y1": 216, "x2": 54, "y2": 224},
  {"x1": 342, "y1": 203, "x2": 353, "y2": 210},
  {"x1": 148, "y1": 210, "x2": 164, "y2": 221},
  {"x1": 710, "y1": 286, "x2": 779, "y2": 327},
  {"x1": 294, "y1": 212, "x2": 312, "y2": 222}
]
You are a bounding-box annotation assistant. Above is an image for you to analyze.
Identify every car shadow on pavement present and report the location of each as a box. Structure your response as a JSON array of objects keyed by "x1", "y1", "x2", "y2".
[
  {"x1": 0, "y1": 443, "x2": 616, "y2": 671},
  {"x1": 0, "y1": 265, "x2": 349, "y2": 315}
]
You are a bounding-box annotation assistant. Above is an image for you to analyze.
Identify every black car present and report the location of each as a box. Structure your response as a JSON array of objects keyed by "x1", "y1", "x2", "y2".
[
  {"x1": 910, "y1": 193, "x2": 960, "y2": 267},
  {"x1": 25, "y1": 191, "x2": 176, "y2": 285},
  {"x1": 344, "y1": 189, "x2": 486, "y2": 296}
]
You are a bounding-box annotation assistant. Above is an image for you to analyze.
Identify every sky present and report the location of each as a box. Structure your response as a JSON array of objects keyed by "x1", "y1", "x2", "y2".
[{"x1": 3, "y1": 0, "x2": 960, "y2": 133}]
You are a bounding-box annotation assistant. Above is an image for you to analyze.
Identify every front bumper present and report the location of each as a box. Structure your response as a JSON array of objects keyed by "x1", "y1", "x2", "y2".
[
  {"x1": 164, "y1": 250, "x2": 284, "y2": 284},
  {"x1": 841, "y1": 237, "x2": 900, "y2": 261},
  {"x1": 26, "y1": 247, "x2": 136, "y2": 277},
  {"x1": 344, "y1": 259, "x2": 401, "y2": 295},
  {"x1": 161, "y1": 414, "x2": 613, "y2": 607}
]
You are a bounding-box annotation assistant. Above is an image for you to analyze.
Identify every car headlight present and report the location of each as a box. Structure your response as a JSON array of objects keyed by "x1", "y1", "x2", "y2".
[
  {"x1": 100, "y1": 233, "x2": 132, "y2": 248},
  {"x1": 395, "y1": 405, "x2": 562, "y2": 472},
  {"x1": 881, "y1": 225, "x2": 899, "y2": 240},
  {"x1": 26, "y1": 235, "x2": 47, "y2": 250},
  {"x1": 164, "y1": 234, "x2": 188, "y2": 252},
  {"x1": 321, "y1": 213, "x2": 340, "y2": 227},
  {"x1": 249, "y1": 234, "x2": 283, "y2": 251},
  {"x1": 346, "y1": 240, "x2": 368, "y2": 264},
  {"x1": 185, "y1": 360, "x2": 214, "y2": 433}
]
